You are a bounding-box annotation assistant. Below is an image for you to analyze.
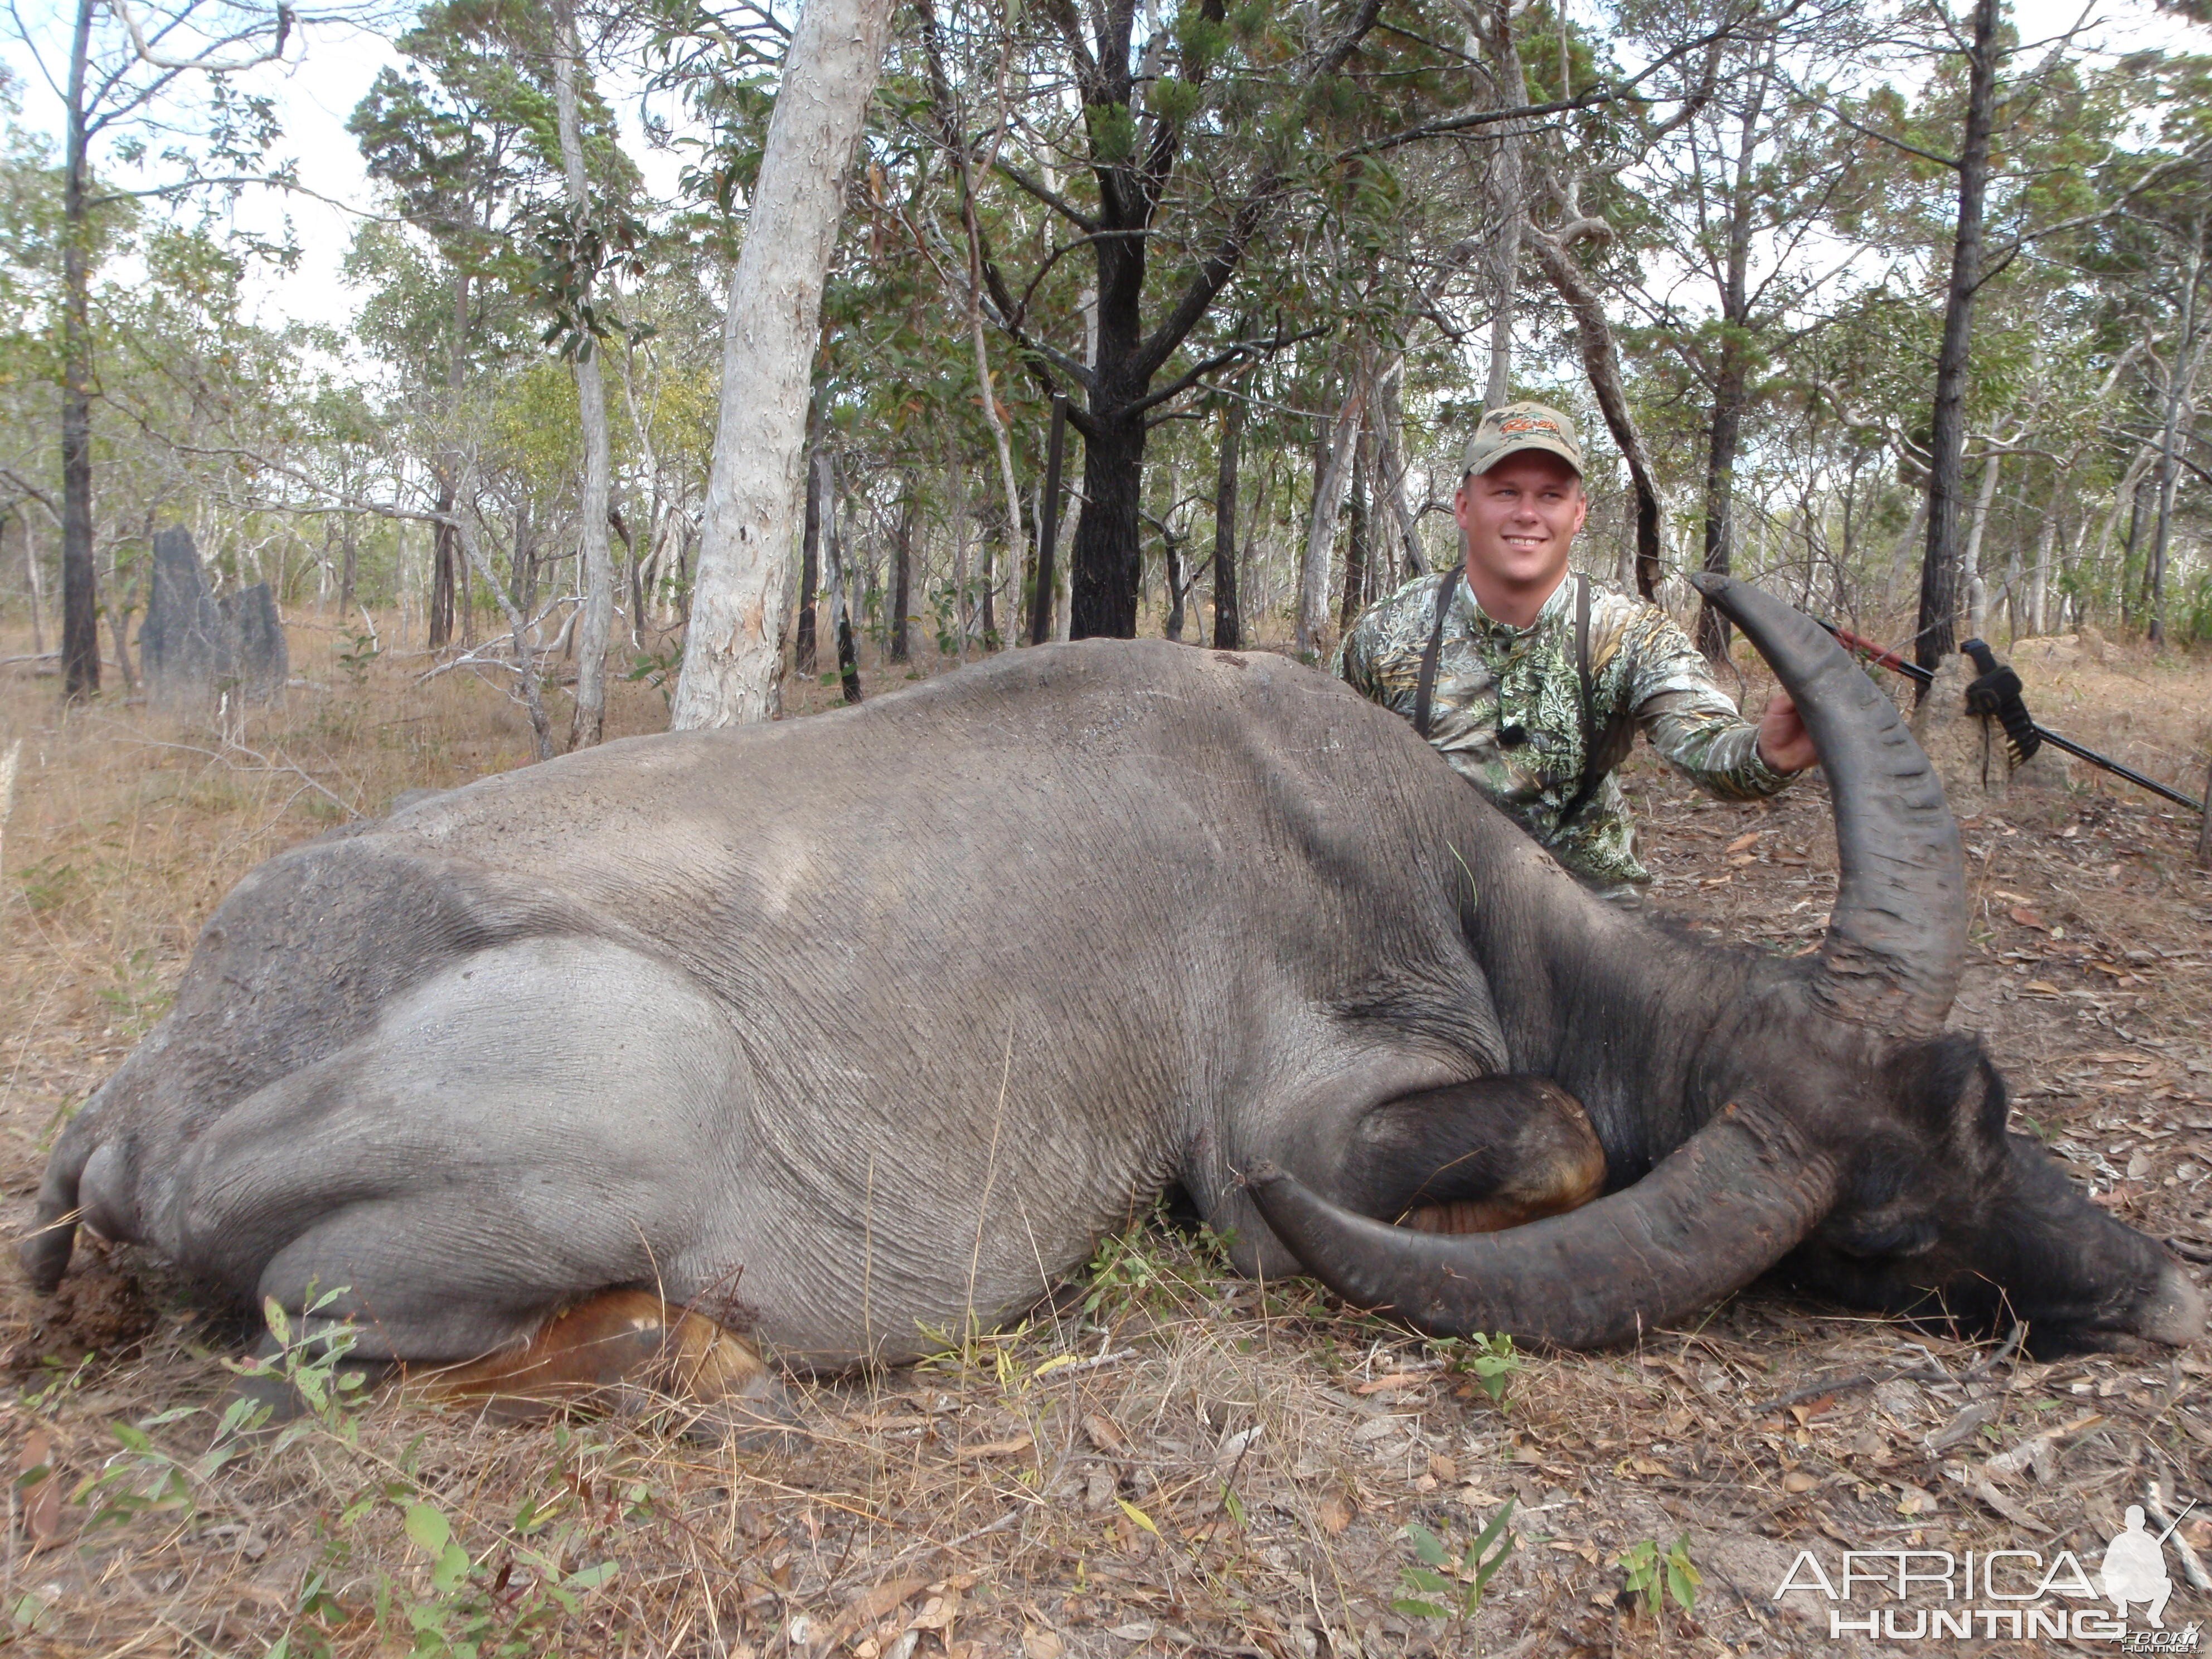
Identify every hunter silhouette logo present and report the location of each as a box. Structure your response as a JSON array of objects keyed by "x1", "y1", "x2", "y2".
[
  {"x1": 2105, "y1": 1506, "x2": 2175, "y2": 1626},
  {"x1": 1773, "y1": 1492, "x2": 2202, "y2": 1643}
]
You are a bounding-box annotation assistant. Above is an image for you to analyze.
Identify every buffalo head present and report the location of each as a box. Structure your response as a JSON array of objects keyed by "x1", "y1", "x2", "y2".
[{"x1": 1249, "y1": 575, "x2": 2203, "y2": 1352}]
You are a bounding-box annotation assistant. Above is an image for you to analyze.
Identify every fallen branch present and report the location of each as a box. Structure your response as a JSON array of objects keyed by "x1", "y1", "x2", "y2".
[{"x1": 2145, "y1": 1479, "x2": 2212, "y2": 1591}]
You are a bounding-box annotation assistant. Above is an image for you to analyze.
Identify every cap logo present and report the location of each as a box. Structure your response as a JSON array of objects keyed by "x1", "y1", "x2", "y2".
[{"x1": 1495, "y1": 414, "x2": 1562, "y2": 437}]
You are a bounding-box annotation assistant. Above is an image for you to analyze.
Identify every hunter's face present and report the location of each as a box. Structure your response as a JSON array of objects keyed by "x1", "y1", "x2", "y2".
[{"x1": 1455, "y1": 453, "x2": 1587, "y2": 602}]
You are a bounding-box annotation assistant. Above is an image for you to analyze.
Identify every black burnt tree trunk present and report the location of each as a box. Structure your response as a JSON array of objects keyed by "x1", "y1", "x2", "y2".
[
  {"x1": 955, "y1": 0, "x2": 1381, "y2": 638},
  {"x1": 1029, "y1": 394, "x2": 1067, "y2": 644},
  {"x1": 1915, "y1": 0, "x2": 2001, "y2": 681},
  {"x1": 890, "y1": 487, "x2": 913, "y2": 663},
  {"x1": 796, "y1": 448, "x2": 823, "y2": 675},
  {"x1": 1212, "y1": 394, "x2": 1241, "y2": 649}
]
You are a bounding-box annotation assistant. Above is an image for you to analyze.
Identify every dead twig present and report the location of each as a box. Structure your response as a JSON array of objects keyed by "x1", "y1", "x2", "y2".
[
  {"x1": 1748, "y1": 1322, "x2": 2024, "y2": 1415},
  {"x1": 84, "y1": 717, "x2": 362, "y2": 821},
  {"x1": 2144, "y1": 1479, "x2": 2212, "y2": 1591}
]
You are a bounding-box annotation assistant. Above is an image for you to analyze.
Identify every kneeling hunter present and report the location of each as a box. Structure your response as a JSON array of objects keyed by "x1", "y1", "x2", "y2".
[{"x1": 1335, "y1": 402, "x2": 1819, "y2": 901}]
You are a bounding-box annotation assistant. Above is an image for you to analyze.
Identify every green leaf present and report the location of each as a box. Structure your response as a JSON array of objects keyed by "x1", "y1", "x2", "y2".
[
  {"x1": 1666, "y1": 1558, "x2": 1700, "y2": 1611},
  {"x1": 1400, "y1": 1567, "x2": 1452, "y2": 1594},
  {"x1": 1665, "y1": 1536, "x2": 1702, "y2": 1611},
  {"x1": 431, "y1": 1538, "x2": 472, "y2": 1593},
  {"x1": 403, "y1": 1501, "x2": 451, "y2": 1555},
  {"x1": 1220, "y1": 1484, "x2": 1249, "y2": 1530},
  {"x1": 566, "y1": 1560, "x2": 618, "y2": 1590},
  {"x1": 1391, "y1": 1596, "x2": 1450, "y2": 1621},
  {"x1": 1117, "y1": 1498, "x2": 1160, "y2": 1537},
  {"x1": 1470, "y1": 1497, "x2": 1516, "y2": 1558},
  {"x1": 1406, "y1": 1521, "x2": 1450, "y2": 1568}
]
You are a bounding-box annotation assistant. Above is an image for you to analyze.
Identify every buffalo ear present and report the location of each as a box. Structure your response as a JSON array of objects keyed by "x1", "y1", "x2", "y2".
[{"x1": 1890, "y1": 1036, "x2": 2009, "y2": 1172}]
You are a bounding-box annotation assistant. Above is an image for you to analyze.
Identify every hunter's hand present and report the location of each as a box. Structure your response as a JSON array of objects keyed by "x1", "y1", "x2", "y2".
[{"x1": 1758, "y1": 690, "x2": 1817, "y2": 773}]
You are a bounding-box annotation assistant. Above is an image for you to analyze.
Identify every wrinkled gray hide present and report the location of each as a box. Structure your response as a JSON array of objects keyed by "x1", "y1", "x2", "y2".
[
  {"x1": 36, "y1": 646, "x2": 1559, "y2": 1365},
  {"x1": 25, "y1": 641, "x2": 2196, "y2": 1368}
]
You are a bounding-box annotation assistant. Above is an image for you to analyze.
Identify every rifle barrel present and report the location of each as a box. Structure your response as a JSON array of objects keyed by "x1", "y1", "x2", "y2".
[
  {"x1": 2031, "y1": 729, "x2": 2205, "y2": 814},
  {"x1": 1811, "y1": 617, "x2": 2205, "y2": 816}
]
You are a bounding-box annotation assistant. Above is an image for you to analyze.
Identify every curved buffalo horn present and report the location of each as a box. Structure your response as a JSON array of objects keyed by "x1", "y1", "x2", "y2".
[
  {"x1": 1687, "y1": 573, "x2": 1965, "y2": 1039},
  {"x1": 1246, "y1": 1100, "x2": 1839, "y2": 1349}
]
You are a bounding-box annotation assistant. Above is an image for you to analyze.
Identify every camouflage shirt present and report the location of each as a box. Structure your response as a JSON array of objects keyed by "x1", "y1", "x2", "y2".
[{"x1": 1335, "y1": 571, "x2": 1795, "y2": 889}]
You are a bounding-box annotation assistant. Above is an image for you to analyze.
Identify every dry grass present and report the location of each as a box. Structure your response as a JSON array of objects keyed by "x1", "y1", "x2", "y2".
[{"x1": 2, "y1": 620, "x2": 2210, "y2": 1658}]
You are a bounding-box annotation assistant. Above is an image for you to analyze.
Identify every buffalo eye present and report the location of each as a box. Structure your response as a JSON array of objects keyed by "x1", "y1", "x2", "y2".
[{"x1": 1832, "y1": 1215, "x2": 1941, "y2": 1259}]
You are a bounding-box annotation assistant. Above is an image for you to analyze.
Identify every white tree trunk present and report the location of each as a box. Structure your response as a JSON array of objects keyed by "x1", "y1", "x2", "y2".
[
  {"x1": 671, "y1": 0, "x2": 896, "y2": 729},
  {"x1": 1963, "y1": 451, "x2": 2002, "y2": 600},
  {"x1": 555, "y1": 0, "x2": 617, "y2": 749},
  {"x1": 1298, "y1": 380, "x2": 1364, "y2": 655}
]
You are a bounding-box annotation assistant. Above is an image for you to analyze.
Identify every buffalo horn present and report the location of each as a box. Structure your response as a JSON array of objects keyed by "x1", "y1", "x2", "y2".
[
  {"x1": 1245, "y1": 1100, "x2": 1838, "y2": 1349},
  {"x1": 1687, "y1": 573, "x2": 1965, "y2": 1039}
]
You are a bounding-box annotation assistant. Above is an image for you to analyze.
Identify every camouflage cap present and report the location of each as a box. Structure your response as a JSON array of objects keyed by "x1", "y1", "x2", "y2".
[{"x1": 1462, "y1": 401, "x2": 1585, "y2": 478}]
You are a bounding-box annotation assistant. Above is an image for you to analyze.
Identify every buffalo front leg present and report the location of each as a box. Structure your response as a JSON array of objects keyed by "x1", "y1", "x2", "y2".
[{"x1": 1339, "y1": 1076, "x2": 1606, "y2": 1234}]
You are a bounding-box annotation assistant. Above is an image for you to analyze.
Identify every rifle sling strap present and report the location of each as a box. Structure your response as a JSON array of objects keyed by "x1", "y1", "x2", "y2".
[{"x1": 1411, "y1": 569, "x2": 1603, "y2": 828}]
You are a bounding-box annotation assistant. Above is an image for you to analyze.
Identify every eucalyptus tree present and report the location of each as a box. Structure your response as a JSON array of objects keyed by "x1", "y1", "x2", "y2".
[
  {"x1": 351, "y1": 0, "x2": 582, "y2": 646},
  {"x1": 1598, "y1": 1, "x2": 1882, "y2": 654},
  {"x1": 2, "y1": 1, "x2": 364, "y2": 696},
  {"x1": 908, "y1": 0, "x2": 1410, "y2": 639},
  {"x1": 668, "y1": 0, "x2": 900, "y2": 729}
]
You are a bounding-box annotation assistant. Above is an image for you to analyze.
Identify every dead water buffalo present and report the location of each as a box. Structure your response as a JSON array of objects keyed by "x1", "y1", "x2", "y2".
[{"x1": 21, "y1": 578, "x2": 2202, "y2": 1401}]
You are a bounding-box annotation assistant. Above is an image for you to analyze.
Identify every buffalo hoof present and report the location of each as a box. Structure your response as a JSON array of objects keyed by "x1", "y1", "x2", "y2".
[
  {"x1": 414, "y1": 1289, "x2": 780, "y2": 1432},
  {"x1": 2135, "y1": 1259, "x2": 2208, "y2": 1346}
]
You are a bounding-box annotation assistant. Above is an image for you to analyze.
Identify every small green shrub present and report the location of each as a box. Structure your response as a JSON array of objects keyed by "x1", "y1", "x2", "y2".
[
  {"x1": 1393, "y1": 1501, "x2": 1517, "y2": 1630},
  {"x1": 1621, "y1": 1534, "x2": 1701, "y2": 1618}
]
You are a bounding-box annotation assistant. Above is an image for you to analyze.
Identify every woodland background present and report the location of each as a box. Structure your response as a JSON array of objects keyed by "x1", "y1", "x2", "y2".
[
  {"x1": 0, "y1": 0, "x2": 2208, "y2": 733},
  {"x1": 4, "y1": 4, "x2": 2212, "y2": 1653}
]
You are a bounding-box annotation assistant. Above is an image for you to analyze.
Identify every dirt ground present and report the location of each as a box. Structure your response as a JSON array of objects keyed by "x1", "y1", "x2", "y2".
[{"x1": 2, "y1": 618, "x2": 2210, "y2": 1658}]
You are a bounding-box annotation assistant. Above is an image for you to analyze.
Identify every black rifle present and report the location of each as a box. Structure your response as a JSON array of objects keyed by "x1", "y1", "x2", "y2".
[{"x1": 1813, "y1": 619, "x2": 2204, "y2": 816}]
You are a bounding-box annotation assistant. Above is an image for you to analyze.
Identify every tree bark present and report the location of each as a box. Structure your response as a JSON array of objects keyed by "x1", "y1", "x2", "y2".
[
  {"x1": 1962, "y1": 450, "x2": 2001, "y2": 620},
  {"x1": 945, "y1": 428, "x2": 971, "y2": 659},
  {"x1": 1371, "y1": 357, "x2": 1428, "y2": 581},
  {"x1": 1694, "y1": 51, "x2": 1773, "y2": 659},
  {"x1": 1341, "y1": 427, "x2": 1371, "y2": 631},
  {"x1": 671, "y1": 0, "x2": 896, "y2": 727},
  {"x1": 60, "y1": 0, "x2": 98, "y2": 699},
  {"x1": 555, "y1": 0, "x2": 617, "y2": 749},
  {"x1": 890, "y1": 486, "x2": 913, "y2": 662},
  {"x1": 1477, "y1": 0, "x2": 1528, "y2": 409},
  {"x1": 1071, "y1": 407, "x2": 1145, "y2": 638},
  {"x1": 1299, "y1": 379, "x2": 1364, "y2": 655},
  {"x1": 1165, "y1": 530, "x2": 1187, "y2": 641},
  {"x1": 797, "y1": 445, "x2": 822, "y2": 674},
  {"x1": 1914, "y1": 0, "x2": 2001, "y2": 681},
  {"x1": 339, "y1": 507, "x2": 358, "y2": 617},
  {"x1": 2147, "y1": 222, "x2": 2205, "y2": 648},
  {"x1": 1030, "y1": 394, "x2": 1067, "y2": 646},
  {"x1": 429, "y1": 269, "x2": 469, "y2": 651},
  {"x1": 1212, "y1": 394, "x2": 1241, "y2": 649},
  {"x1": 2119, "y1": 468, "x2": 2150, "y2": 630},
  {"x1": 1531, "y1": 228, "x2": 1665, "y2": 598},
  {"x1": 824, "y1": 455, "x2": 861, "y2": 703},
  {"x1": 22, "y1": 511, "x2": 47, "y2": 656}
]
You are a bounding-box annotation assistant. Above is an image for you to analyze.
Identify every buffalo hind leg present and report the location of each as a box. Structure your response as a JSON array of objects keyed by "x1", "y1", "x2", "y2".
[
  {"x1": 1343, "y1": 1076, "x2": 1605, "y2": 1234},
  {"x1": 413, "y1": 1289, "x2": 789, "y2": 1440}
]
